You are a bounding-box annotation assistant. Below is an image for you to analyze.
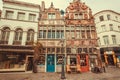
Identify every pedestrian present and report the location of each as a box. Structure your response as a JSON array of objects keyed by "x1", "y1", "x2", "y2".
[{"x1": 102, "y1": 62, "x2": 106, "y2": 73}]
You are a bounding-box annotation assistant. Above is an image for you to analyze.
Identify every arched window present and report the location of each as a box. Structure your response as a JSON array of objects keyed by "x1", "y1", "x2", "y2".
[
  {"x1": 14, "y1": 28, "x2": 23, "y2": 41},
  {"x1": 27, "y1": 29, "x2": 34, "y2": 41},
  {"x1": 0, "y1": 27, "x2": 10, "y2": 44}
]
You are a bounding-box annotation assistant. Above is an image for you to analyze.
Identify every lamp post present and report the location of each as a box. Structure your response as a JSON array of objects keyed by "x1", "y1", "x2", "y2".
[{"x1": 60, "y1": 39, "x2": 66, "y2": 80}]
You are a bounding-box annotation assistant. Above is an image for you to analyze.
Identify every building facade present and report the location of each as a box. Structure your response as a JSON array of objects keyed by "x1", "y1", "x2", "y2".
[
  {"x1": 94, "y1": 10, "x2": 120, "y2": 66},
  {"x1": 38, "y1": 0, "x2": 100, "y2": 73},
  {"x1": 0, "y1": 0, "x2": 101, "y2": 73},
  {"x1": 0, "y1": 0, "x2": 39, "y2": 72}
]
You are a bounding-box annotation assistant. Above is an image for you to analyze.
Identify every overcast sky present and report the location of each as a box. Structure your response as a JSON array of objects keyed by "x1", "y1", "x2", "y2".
[{"x1": 0, "y1": 0, "x2": 120, "y2": 14}]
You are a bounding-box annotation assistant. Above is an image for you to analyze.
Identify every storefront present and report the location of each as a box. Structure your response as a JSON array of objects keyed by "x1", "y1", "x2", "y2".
[
  {"x1": 0, "y1": 45, "x2": 34, "y2": 72},
  {"x1": 66, "y1": 54, "x2": 90, "y2": 73},
  {"x1": 104, "y1": 51, "x2": 116, "y2": 66},
  {"x1": 37, "y1": 54, "x2": 65, "y2": 72}
]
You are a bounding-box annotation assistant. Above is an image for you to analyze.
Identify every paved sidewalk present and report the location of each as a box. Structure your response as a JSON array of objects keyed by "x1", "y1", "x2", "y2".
[{"x1": 0, "y1": 67, "x2": 120, "y2": 80}]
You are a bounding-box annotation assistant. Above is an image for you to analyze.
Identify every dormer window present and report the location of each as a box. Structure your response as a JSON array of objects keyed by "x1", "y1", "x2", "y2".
[{"x1": 48, "y1": 13, "x2": 56, "y2": 19}]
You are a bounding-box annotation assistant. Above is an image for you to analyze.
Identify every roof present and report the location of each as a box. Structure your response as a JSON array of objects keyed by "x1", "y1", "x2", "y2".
[
  {"x1": 3, "y1": 0, "x2": 40, "y2": 8},
  {"x1": 94, "y1": 10, "x2": 120, "y2": 16}
]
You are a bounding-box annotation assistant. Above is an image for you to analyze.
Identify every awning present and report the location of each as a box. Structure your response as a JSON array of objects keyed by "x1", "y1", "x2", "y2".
[{"x1": 0, "y1": 49, "x2": 34, "y2": 53}]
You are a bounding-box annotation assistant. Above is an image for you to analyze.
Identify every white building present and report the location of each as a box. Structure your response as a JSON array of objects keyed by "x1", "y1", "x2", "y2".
[
  {"x1": 94, "y1": 10, "x2": 120, "y2": 66},
  {"x1": 0, "y1": 0, "x2": 40, "y2": 72}
]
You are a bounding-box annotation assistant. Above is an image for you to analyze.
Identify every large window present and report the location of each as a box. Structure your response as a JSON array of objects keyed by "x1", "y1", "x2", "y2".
[
  {"x1": 103, "y1": 36, "x2": 109, "y2": 45},
  {"x1": 5, "y1": 11, "x2": 13, "y2": 19},
  {"x1": 1, "y1": 27, "x2": 10, "y2": 43},
  {"x1": 29, "y1": 14, "x2": 36, "y2": 21},
  {"x1": 17, "y1": 12, "x2": 25, "y2": 20},
  {"x1": 27, "y1": 29, "x2": 34, "y2": 41},
  {"x1": 48, "y1": 13, "x2": 56, "y2": 19},
  {"x1": 14, "y1": 28, "x2": 23, "y2": 41},
  {"x1": 56, "y1": 30, "x2": 60, "y2": 38},
  {"x1": 112, "y1": 35, "x2": 116, "y2": 44},
  {"x1": 99, "y1": 16, "x2": 104, "y2": 21},
  {"x1": 47, "y1": 30, "x2": 52, "y2": 38}
]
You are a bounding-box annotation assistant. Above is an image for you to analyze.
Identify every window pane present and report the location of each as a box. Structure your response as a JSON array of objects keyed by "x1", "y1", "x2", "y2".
[
  {"x1": 18, "y1": 12, "x2": 25, "y2": 20},
  {"x1": 5, "y1": 11, "x2": 13, "y2": 19},
  {"x1": 103, "y1": 36, "x2": 109, "y2": 45},
  {"x1": 29, "y1": 14, "x2": 36, "y2": 21},
  {"x1": 99, "y1": 16, "x2": 104, "y2": 21},
  {"x1": 112, "y1": 35, "x2": 116, "y2": 44}
]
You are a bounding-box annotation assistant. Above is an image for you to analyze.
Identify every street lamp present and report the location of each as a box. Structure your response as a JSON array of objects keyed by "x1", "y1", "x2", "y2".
[{"x1": 60, "y1": 39, "x2": 66, "y2": 80}]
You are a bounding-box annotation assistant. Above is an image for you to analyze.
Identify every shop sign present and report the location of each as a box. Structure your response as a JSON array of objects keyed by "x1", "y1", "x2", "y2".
[{"x1": 106, "y1": 51, "x2": 112, "y2": 54}]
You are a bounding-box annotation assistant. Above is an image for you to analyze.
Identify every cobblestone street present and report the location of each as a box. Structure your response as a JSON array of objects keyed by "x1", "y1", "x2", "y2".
[{"x1": 0, "y1": 67, "x2": 120, "y2": 80}]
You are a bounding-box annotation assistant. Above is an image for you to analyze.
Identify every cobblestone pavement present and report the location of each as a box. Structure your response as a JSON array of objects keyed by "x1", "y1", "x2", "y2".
[{"x1": 0, "y1": 67, "x2": 120, "y2": 80}]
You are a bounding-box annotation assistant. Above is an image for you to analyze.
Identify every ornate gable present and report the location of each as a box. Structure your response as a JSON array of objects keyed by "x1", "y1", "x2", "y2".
[{"x1": 65, "y1": 0, "x2": 94, "y2": 25}]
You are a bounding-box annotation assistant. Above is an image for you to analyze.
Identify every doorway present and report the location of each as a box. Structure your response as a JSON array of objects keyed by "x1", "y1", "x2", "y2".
[
  {"x1": 26, "y1": 56, "x2": 33, "y2": 71},
  {"x1": 46, "y1": 54, "x2": 55, "y2": 72},
  {"x1": 107, "y1": 55, "x2": 114, "y2": 65}
]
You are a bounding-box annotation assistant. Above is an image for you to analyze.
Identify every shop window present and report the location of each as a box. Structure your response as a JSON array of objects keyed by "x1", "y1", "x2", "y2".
[
  {"x1": 56, "y1": 54, "x2": 64, "y2": 65},
  {"x1": 80, "y1": 55, "x2": 87, "y2": 66},
  {"x1": 0, "y1": 54, "x2": 26, "y2": 69},
  {"x1": 38, "y1": 55, "x2": 45, "y2": 65},
  {"x1": 70, "y1": 56, "x2": 76, "y2": 66}
]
